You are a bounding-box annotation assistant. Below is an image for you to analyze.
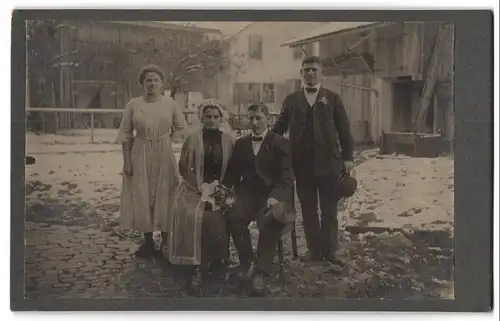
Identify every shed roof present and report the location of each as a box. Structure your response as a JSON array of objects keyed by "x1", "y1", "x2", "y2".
[{"x1": 281, "y1": 22, "x2": 383, "y2": 47}]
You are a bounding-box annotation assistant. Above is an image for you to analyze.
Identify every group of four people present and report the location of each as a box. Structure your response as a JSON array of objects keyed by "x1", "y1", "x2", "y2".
[{"x1": 116, "y1": 56, "x2": 355, "y2": 295}]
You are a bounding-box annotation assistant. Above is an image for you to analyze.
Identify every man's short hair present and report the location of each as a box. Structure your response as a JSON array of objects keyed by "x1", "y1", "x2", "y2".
[
  {"x1": 302, "y1": 56, "x2": 322, "y2": 67},
  {"x1": 247, "y1": 101, "x2": 270, "y2": 116}
]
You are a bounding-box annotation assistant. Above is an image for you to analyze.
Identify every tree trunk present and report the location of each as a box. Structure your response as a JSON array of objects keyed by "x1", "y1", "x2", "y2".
[{"x1": 170, "y1": 86, "x2": 177, "y2": 99}]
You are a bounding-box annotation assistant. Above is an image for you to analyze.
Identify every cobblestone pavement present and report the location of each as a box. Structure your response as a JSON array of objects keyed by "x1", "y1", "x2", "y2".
[
  {"x1": 25, "y1": 219, "x2": 454, "y2": 299},
  {"x1": 24, "y1": 221, "x2": 247, "y2": 299},
  {"x1": 25, "y1": 221, "x2": 137, "y2": 299}
]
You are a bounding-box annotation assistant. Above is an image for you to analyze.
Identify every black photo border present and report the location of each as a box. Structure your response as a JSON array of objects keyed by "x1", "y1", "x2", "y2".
[{"x1": 11, "y1": 9, "x2": 494, "y2": 312}]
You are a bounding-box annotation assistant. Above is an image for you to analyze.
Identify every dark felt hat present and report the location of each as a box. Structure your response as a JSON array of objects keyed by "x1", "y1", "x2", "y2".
[
  {"x1": 26, "y1": 156, "x2": 36, "y2": 165},
  {"x1": 336, "y1": 172, "x2": 358, "y2": 198},
  {"x1": 258, "y1": 202, "x2": 296, "y2": 235}
]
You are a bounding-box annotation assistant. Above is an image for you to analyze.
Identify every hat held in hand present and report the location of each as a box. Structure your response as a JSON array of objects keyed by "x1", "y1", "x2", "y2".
[
  {"x1": 260, "y1": 201, "x2": 296, "y2": 235},
  {"x1": 336, "y1": 171, "x2": 357, "y2": 198}
]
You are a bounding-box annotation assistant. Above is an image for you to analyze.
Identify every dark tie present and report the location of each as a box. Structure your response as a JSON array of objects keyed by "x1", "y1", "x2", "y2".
[
  {"x1": 251, "y1": 136, "x2": 263, "y2": 142},
  {"x1": 305, "y1": 87, "x2": 318, "y2": 93}
]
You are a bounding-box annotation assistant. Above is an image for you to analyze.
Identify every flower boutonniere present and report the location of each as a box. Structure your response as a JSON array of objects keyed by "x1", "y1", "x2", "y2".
[{"x1": 319, "y1": 96, "x2": 329, "y2": 106}]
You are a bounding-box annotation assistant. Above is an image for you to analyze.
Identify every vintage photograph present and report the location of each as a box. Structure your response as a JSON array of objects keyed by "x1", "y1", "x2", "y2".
[{"x1": 24, "y1": 20, "x2": 455, "y2": 300}]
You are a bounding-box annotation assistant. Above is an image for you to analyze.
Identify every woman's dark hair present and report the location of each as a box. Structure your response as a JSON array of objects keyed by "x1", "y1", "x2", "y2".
[
  {"x1": 137, "y1": 64, "x2": 165, "y2": 85},
  {"x1": 202, "y1": 105, "x2": 223, "y2": 117}
]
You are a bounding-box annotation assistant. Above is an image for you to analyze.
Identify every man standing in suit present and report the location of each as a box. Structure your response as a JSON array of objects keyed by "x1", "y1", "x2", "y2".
[
  {"x1": 223, "y1": 102, "x2": 294, "y2": 294},
  {"x1": 272, "y1": 56, "x2": 354, "y2": 265}
]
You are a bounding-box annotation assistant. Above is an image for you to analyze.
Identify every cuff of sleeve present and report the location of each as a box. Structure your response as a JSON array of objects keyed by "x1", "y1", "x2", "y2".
[{"x1": 342, "y1": 153, "x2": 353, "y2": 161}]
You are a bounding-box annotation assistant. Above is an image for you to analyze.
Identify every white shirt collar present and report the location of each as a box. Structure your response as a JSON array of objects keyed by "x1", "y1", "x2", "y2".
[
  {"x1": 304, "y1": 83, "x2": 322, "y2": 93},
  {"x1": 252, "y1": 129, "x2": 268, "y2": 139}
]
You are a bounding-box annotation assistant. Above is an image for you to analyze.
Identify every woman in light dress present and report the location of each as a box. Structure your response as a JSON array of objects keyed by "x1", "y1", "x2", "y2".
[
  {"x1": 168, "y1": 99, "x2": 235, "y2": 294},
  {"x1": 116, "y1": 64, "x2": 186, "y2": 258}
]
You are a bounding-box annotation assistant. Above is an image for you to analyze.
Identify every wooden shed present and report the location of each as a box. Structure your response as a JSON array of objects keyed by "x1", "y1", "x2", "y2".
[{"x1": 282, "y1": 22, "x2": 454, "y2": 155}]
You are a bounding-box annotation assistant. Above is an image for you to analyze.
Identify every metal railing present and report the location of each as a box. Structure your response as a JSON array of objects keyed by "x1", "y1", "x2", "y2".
[{"x1": 26, "y1": 107, "x2": 282, "y2": 142}]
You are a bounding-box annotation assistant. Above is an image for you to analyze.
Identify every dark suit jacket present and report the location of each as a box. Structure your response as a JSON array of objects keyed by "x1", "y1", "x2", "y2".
[
  {"x1": 272, "y1": 86, "x2": 354, "y2": 178},
  {"x1": 222, "y1": 132, "x2": 294, "y2": 204}
]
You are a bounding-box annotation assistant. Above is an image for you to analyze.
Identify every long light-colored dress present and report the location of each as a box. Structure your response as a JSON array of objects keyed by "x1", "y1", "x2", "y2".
[{"x1": 116, "y1": 95, "x2": 186, "y2": 232}]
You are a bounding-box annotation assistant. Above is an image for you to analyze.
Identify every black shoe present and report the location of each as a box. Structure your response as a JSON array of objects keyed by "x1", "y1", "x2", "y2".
[
  {"x1": 134, "y1": 242, "x2": 155, "y2": 259},
  {"x1": 250, "y1": 272, "x2": 266, "y2": 296},
  {"x1": 323, "y1": 254, "x2": 345, "y2": 267},
  {"x1": 225, "y1": 263, "x2": 253, "y2": 280},
  {"x1": 300, "y1": 251, "x2": 322, "y2": 262},
  {"x1": 208, "y1": 260, "x2": 227, "y2": 276}
]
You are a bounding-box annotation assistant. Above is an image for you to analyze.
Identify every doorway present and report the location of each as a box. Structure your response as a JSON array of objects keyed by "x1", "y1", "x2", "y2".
[{"x1": 391, "y1": 77, "x2": 413, "y2": 132}]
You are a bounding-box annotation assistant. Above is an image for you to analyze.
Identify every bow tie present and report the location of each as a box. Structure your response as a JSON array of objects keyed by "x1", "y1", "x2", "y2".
[
  {"x1": 305, "y1": 87, "x2": 318, "y2": 93},
  {"x1": 251, "y1": 136, "x2": 263, "y2": 142}
]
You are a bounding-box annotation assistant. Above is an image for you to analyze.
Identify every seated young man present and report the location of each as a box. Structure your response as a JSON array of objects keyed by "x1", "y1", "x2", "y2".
[{"x1": 222, "y1": 102, "x2": 294, "y2": 294}]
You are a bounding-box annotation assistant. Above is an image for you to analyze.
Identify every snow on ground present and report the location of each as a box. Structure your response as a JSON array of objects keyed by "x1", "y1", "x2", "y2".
[
  {"x1": 342, "y1": 154, "x2": 454, "y2": 234},
  {"x1": 25, "y1": 154, "x2": 182, "y2": 230},
  {"x1": 26, "y1": 131, "x2": 181, "y2": 227},
  {"x1": 24, "y1": 134, "x2": 455, "y2": 299},
  {"x1": 26, "y1": 130, "x2": 181, "y2": 212},
  {"x1": 26, "y1": 132, "x2": 454, "y2": 234},
  {"x1": 27, "y1": 129, "x2": 184, "y2": 154},
  {"x1": 27, "y1": 129, "x2": 118, "y2": 143}
]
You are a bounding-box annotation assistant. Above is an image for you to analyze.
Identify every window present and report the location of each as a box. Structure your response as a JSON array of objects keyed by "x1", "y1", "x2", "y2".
[
  {"x1": 263, "y1": 83, "x2": 275, "y2": 103},
  {"x1": 247, "y1": 83, "x2": 261, "y2": 102},
  {"x1": 233, "y1": 83, "x2": 262, "y2": 107},
  {"x1": 293, "y1": 46, "x2": 304, "y2": 60},
  {"x1": 248, "y1": 35, "x2": 263, "y2": 60}
]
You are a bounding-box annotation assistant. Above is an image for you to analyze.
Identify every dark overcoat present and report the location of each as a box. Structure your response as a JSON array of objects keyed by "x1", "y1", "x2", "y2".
[{"x1": 272, "y1": 87, "x2": 354, "y2": 178}]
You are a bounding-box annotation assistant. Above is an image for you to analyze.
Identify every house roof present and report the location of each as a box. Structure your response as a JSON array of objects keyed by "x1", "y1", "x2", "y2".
[
  {"x1": 159, "y1": 21, "x2": 251, "y2": 38},
  {"x1": 224, "y1": 22, "x2": 327, "y2": 42},
  {"x1": 103, "y1": 21, "x2": 223, "y2": 35},
  {"x1": 281, "y1": 22, "x2": 384, "y2": 47},
  {"x1": 188, "y1": 22, "x2": 251, "y2": 37},
  {"x1": 232, "y1": 22, "x2": 254, "y2": 36}
]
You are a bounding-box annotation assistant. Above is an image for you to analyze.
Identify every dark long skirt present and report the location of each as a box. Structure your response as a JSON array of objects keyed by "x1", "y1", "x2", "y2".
[{"x1": 201, "y1": 210, "x2": 228, "y2": 264}]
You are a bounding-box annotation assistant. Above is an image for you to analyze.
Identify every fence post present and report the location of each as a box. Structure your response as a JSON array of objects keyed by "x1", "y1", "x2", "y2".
[{"x1": 90, "y1": 112, "x2": 95, "y2": 143}]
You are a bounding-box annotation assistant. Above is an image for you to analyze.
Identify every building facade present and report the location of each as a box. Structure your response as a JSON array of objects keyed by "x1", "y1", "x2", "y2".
[
  {"x1": 219, "y1": 22, "x2": 326, "y2": 114},
  {"x1": 27, "y1": 20, "x2": 223, "y2": 131}
]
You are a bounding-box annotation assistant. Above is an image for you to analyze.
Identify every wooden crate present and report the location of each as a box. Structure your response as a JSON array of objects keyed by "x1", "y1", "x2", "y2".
[{"x1": 380, "y1": 131, "x2": 442, "y2": 158}]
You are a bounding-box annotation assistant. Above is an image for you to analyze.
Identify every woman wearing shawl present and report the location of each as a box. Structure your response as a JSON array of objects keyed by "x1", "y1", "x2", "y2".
[{"x1": 168, "y1": 99, "x2": 235, "y2": 293}]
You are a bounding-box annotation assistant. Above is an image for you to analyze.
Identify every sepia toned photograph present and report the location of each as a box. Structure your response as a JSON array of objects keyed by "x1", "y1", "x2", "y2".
[{"x1": 23, "y1": 19, "x2": 455, "y2": 302}]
